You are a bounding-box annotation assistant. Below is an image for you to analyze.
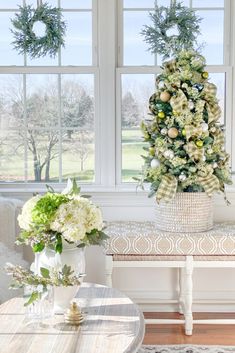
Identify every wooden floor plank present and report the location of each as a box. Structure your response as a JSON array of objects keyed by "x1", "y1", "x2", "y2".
[{"x1": 143, "y1": 312, "x2": 235, "y2": 346}]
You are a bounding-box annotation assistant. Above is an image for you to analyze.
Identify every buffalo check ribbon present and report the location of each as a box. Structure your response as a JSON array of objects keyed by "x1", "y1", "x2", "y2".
[
  {"x1": 185, "y1": 141, "x2": 204, "y2": 161},
  {"x1": 164, "y1": 59, "x2": 177, "y2": 73},
  {"x1": 156, "y1": 174, "x2": 177, "y2": 203},
  {"x1": 170, "y1": 89, "x2": 188, "y2": 113},
  {"x1": 207, "y1": 103, "x2": 221, "y2": 124},
  {"x1": 214, "y1": 130, "x2": 225, "y2": 146},
  {"x1": 185, "y1": 125, "x2": 203, "y2": 140},
  {"x1": 198, "y1": 174, "x2": 220, "y2": 196},
  {"x1": 203, "y1": 82, "x2": 217, "y2": 99}
]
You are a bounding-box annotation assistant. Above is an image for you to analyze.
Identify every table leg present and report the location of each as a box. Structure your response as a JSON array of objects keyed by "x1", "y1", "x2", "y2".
[
  {"x1": 184, "y1": 256, "x2": 194, "y2": 336},
  {"x1": 105, "y1": 255, "x2": 113, "y2": 287}
]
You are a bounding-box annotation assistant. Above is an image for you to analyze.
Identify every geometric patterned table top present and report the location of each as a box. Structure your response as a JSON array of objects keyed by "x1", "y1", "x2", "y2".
[{"x1": 105, "y1": 222, "x2": 235, "y2": 256}]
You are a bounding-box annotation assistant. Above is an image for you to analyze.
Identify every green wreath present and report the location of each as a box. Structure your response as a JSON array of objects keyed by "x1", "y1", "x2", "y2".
[
  {"x1": 141, "y1": 0, "x2": 201, "y2": 60},
  {"x1": 11, "y1": 3, "x2": 66, "y2": 59}
]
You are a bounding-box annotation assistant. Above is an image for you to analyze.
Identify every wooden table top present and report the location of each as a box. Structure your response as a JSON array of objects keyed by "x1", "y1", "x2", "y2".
[{"x1": 0, "y1": 283, "x2": 145, "y2": 353}]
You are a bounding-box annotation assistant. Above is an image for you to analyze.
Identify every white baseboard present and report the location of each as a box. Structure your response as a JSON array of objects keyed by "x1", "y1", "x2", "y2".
[{"x1": 119, "y1": 289, "x2": 235, "y2": 313}]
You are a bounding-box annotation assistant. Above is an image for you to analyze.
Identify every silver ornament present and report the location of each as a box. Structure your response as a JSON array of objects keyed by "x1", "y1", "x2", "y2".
[
  {"x1": 151, "y1": 159, "x2": 160, "y2": 168},
  {"x1": 158, "y1": 81, "x2": 165, "y2": 89},
  {"x1": 179, "y1": 174, "x2": 186, "y2": 181},
  {"x1": 161, "y1": 128, "x2": 168, "y2": 136},
  {"x1": 201, "y1": 123, "x2": 208, "y2": 132},
  {"x1": 188, "y1": 100, "x2": 194, "y2": 110},
  {"x1": 213, "y1": 162, "x2": 218, "y2": 168},
  {"x1": 163, "y1": 150, "x2": 174, "y2": 159},
  {"x1": 207, "y1": 148, "x2": 213, "y2": 155},
  {"x1": 202, "y1": 156, "x2": 206, "y2": 161}
]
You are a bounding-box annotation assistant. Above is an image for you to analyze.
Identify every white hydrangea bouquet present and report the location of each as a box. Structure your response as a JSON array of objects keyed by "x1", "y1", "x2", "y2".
[{"x1": 17, "y1": 180, "x2": 108, "y2": 253}]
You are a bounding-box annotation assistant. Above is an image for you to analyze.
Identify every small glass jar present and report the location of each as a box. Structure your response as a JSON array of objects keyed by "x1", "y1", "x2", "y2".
[{"x1": 24, "y1": 285, "x2": 54, "y2": 321}]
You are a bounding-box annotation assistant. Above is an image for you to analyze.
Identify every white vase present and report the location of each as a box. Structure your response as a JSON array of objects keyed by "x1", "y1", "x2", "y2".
[
  {"x1": 34, "y1": 245, "x2": 86, "y2": 275},
  {"x1": 54, "y1": 285, "x2": 79, "y2": 313},
  {"x1": 33, "y1": 245, "x2": 85, "y2": 314}
]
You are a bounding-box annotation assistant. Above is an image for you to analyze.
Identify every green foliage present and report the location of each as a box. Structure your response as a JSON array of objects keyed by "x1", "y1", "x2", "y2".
[
  {"x1": 32, "y1": 242, "x2": 45, "y2": 253},
  {"x1": 141, "y1": 1, "x2": 201, "y2": 60},
  {"x1": 11, "y1": 3, "x2": 66, "y2": 59},
  {"x1": 78, "y1": 229, "x2": 109, "y2": 248},
  {"x1": 24, "y1": 291, "x2": 40, "y2": 307},
  {"x1": 55, "y1": 234, "x2": 62, "y2": 254}
]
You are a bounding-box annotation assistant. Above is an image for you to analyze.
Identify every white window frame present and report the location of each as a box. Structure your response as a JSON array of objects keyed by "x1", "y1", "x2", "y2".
[
  {"x1": 0, "y1": 0, "x2": 235, "y2": 194},
  {"x1": 0, "y1": 0, "x2": 102, "y2": 191}
]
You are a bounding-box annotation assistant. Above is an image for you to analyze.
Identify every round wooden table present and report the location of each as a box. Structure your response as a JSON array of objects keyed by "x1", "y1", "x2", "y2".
[{"x1": 0, "y1": 283, "x2": 145, "y2": 353}]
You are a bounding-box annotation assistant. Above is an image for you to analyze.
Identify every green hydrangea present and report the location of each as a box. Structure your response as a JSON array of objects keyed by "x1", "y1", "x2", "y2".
[{"x1": 32, "y1": 193, "x2": 70, "y2": 226}]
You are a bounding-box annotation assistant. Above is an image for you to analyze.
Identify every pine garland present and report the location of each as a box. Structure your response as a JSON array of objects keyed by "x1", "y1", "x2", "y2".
[{"x1": 11, "y1": 3, "x2": 66, "y2": 59}]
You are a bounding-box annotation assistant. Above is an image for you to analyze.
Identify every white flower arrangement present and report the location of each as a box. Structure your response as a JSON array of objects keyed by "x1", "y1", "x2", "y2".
[{"x1": 17, "y1": 180, "x2": 107, "y2": 253}]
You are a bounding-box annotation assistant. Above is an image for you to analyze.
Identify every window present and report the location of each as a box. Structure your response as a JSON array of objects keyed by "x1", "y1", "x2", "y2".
[
  {"x1": 0, "y1": 0, "x2": 234, "y2": 190},
  {"x1": 0, "y1": 0, "x2": 97, "y2": 183},
  {"x1": 118, "y1": 0, "x2": 232, "y2": 183}
]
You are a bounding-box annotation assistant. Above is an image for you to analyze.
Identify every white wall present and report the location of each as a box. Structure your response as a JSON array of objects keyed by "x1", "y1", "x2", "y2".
[{"x1": 3, "y1": 189, "x2": 235, "y2": 312}]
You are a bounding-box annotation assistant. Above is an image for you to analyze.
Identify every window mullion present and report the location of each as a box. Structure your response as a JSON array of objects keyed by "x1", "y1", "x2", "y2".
[
  {"x1": 23, "y1": 74, "x2": 28, "y2": 183},
  {"x1": 98, "y1": 0, "x2": 117, "y2": 187}
]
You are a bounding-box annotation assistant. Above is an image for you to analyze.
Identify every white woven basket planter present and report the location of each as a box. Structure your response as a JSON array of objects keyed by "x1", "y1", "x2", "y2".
[{"x1": 155, "y1": 192, "x2": 213, "y2": 233}]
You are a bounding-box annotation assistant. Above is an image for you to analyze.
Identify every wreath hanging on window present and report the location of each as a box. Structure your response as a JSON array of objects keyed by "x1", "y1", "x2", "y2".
[
  {"x1": 141, "y1": 0, "x2": 201, "y2": 60},
  {"x1": 11, "y1": 1, "x2": 66, "y2": 59}
]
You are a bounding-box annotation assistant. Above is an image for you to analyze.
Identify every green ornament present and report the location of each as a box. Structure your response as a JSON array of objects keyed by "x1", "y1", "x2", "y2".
[
  {"x1": 202, "y1": 71, "x2": 209, "y2": 79},
  {"x1": 196, "y1": 140, "x2": 204, "y2": 148},
  {"x1": 149, "y1": 147, "x2": 155, "y2": 156},
  {"x1": 158, "y1": 111, "x2": 165, "y2": 119},
  {"x1": 11, "y1": 3, "x2": 66, "y2": 59}
]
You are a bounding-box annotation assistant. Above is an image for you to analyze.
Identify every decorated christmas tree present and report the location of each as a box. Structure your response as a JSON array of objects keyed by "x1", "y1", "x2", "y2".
[{"x1": 140, "y1": 2, "x2": 232, "y2": 204}]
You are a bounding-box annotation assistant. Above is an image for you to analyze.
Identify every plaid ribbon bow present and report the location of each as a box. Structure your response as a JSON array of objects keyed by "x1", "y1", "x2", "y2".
[
  {"x1": 198, "y1": 174, "x2": 220, "y2": 196},
  {"x1": 156, "y1": 174, "x2": 177, "y2": 203},
  {"x1": 203, "y1": 82, "x2": 217, "y2": 99},
  {"x1": 149, "y1": 93, "x2": 158, "y2": 115},
  {"x1": 207, "y1": 103, "x2": 221, "y2": 124},
  {"x1": 214, "y1": 130, "x2": 225, "y2": 146},
  {"x1": 185, "y1": 125, "x2": 203, "y2": 140},
  {"x1": 185, "y1": 141, "x2": 204, "y2": 161},
  {"x1": 164, "y1": 59, "x2": 177, "y2": 73},
  {"x1": 170, "y1": 89, "x2": 188, "y2": 113}
]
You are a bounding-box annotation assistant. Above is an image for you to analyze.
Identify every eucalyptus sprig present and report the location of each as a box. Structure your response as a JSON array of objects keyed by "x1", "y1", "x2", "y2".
[{"x1": 5, "y1": 263, "x2": 84, "y2": 306}]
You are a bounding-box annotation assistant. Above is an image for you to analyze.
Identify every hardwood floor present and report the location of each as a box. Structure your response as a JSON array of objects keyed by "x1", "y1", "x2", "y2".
[{"x1": 143, "y1": 312, "x2": 235, "y2": 346}]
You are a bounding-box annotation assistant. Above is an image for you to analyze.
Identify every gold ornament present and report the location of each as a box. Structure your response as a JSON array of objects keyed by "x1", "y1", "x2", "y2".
[
  {"x1": 182, "y1": 128, "x2": 186, "y2": 136},
  {"x1": 160, "y1": 91, "x2": 171, "y2": 102},
  {"x1": 202, "y1": 71, "x2": 209, "y2": 79},
  {"x1": 158, "y1": 111, "x2": 165, "y2": 119},
  {"x1": 149, "y1": 147, "x2": 155, "y2": 156},
  {"x1": 168, "y1": 127, "x2": 178, "y2": 139},
  {"x1": 195, "y1": 140, "x2": 204, "y2": 148},
  {"x1": 64, "y1": 302, "x2": 84, "y2": 326}
]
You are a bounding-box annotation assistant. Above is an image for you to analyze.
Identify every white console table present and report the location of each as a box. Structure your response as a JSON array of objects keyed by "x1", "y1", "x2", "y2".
[{"x1": 104, "y1": 221, "x2": 235, "y2": 336}]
